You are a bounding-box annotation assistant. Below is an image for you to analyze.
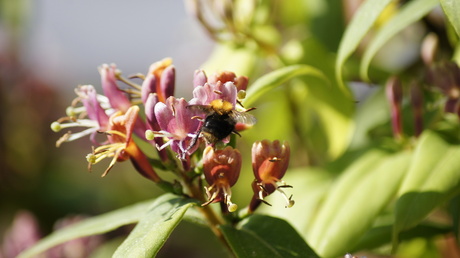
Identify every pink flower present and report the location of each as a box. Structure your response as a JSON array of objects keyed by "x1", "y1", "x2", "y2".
[
  {"x1": 86, "y1": 105, "x2": 161, "y2": 182},
  {"x1": 249, "y1": 140, "x2": 294, "y2": 212},
  {"x1": 151, "y1": 97, "x2": 201, "y2": 160},
  {"x1": 189, "y1": 78, "x2": 238, "y2": 107},
  {"x1": 99, "y1": 63, "x2": 132, "y2": 113},
  {"x1": 202, "y1": 146, "x2": 241, "y2": 212},
  {"x1": 141, "y1": 58, "x2": 175, "y2": 104},
  {"x1": 51, "y1": 85, "x2": 110, "y2": 146}
]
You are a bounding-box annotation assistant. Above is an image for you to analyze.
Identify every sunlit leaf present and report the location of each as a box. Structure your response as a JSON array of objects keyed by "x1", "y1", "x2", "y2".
[
  {"x1": 360, "y1": 0, "x2": 439, "y2": 81},
  {"x1": 200, "y1": 43, "x2": 260, "y2": 78},
  {"x1": 309, "y1": 151, "x2": 411, "y2": 257},
  {"x1": 440, "y1": 0, "x2": 460, "y2": 37},
  {"x1": 113, "y1": 194, "x2": 195, "y2": 257},
  {"x1": 18, "y1": 199, "x2": 158, "y2": 258},
  {"x1": 243, "y1": 64, "x2": 327, "y2": 107},
  {"x1": 308, "y1": 150, "x2": 389, "y2": 245},
  {"x1": 220, "y1": 214, "x2": 319, "y2": 257},
  {"x1": 336, "y1": 0, "x2": 393, "y2": 93},
  {"x1": 353, "y1": 223, "x2": 452, "y2": 252},
  {"x1": 394, "y1": 131, "x2": 460, "y2": 243},
  {"x1": 292, "y1": 38, "x2": 355, "y2": 159},
  {"x1": 258, "y1": 167, "x2": 333, "y2": 237}
]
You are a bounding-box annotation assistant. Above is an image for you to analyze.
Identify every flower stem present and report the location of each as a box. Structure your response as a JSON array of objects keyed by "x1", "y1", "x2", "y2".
[{"x1": 183, "y1": 176, "x2": 234, "y2": 255}]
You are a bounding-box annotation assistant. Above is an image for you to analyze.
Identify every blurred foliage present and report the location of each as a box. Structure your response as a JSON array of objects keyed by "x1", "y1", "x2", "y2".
[{"x1": 3, "y1": 0, "x2": 460, "y2": 257}]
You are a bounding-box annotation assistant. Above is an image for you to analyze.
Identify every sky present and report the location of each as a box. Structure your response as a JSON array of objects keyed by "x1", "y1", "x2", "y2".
[{"x1": 24, "y1": 0, "x2": 215, "y2": 98}]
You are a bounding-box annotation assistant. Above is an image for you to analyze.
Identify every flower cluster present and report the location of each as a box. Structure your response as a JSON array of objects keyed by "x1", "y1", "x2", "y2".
[{"x1": 51, "y1": 58, "x2": 294, "y2": 215}]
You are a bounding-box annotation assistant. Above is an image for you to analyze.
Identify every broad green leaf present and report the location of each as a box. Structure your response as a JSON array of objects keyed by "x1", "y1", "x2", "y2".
[
  {"x1": 335, "y1": 0, "x2": 393, "y2": 93},
  {"x1": 258, "y1": 167, "x2": 333, "y2": 237},
  {"x1": 440, "y1": 0, "x2": 460, "y2": 37},
  {"x1": 349, "y1": 88, "x2": 390, "y2": 149},
  {"x1": 243, "y1": 64, "x2": 327, "y2": 107},
  {"x1": 18, "y1": 199, "x2": 158, "y2": 258},
  {"x1": 360, "y1": 0, "x2": 439, "y2": 81},
  {"x1": 311, "y1": 151, "x2": 412, "y2": 257},
  {"x1": 353, "y1": 223, "x2": 452, "y2": 252},
  {"x1": 220, "y1": 214, "x2": 319, "y2": 258},
  {"x1": 290, "y1": 38, "x2": 355, "y2": 159},
  {"x1": 113, "y1": 194, "x2": 195, "y2": 257},
  {"x1": 308, "y1": 150, "x2": 389, "y2": 245},
  {"x1": 394, "y1": 131, "x2": 460, "y2": 237}
]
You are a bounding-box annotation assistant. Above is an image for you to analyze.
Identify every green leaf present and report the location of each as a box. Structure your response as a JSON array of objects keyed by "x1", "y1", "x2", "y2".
[
  {"x1": 335, "y1": 0, "x2": 393, "y2": 92},
  {"x1": 353, "y1": 223, "x2": 452, "y2": 252},
  {"x1": 309, "y1": 151, "x2": 412, "y2": 257},
  {"x1": 220, "y1": 214, "x2": 319, "y2": 258},
  {"x1": 308, "y1": 150, "x2": 389, "y2": 244},
  {"x1": 18, "y1": 198, "x2": 158, "y2": 258},
  {"x1": 243, "y1": 64, "x2": 327, "y2": 107},
  {"x1": 113, "y1": 194, "x2": 195, "y2": 257},
  {"x1": 440, "y1": 0, "x2": 460, "y2": 37},
  {"x1": 200, "y1": 43, "x2": 260, "y2": 78},
  {"x1": 394, "y1": 131, "x2": 460, "y2": 239},
  {"x1": 258, "y1": 167, "x2": 333, "y2": 237},
  {"x1": 360, "y1": 0, "x2": 439, "y2": 81}
]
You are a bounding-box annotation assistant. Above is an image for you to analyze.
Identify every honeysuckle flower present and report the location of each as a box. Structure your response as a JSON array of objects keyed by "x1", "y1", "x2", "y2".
[
  {"x1": 148, "y1": 96, "x2": 201, "y2": 160},
  {"x1": 202, "y1": 146, "x2": 241, "y2": 212},
  {"x1": 141, "y1": 59, "x2": 177, "y2": 162},
  {"x1": 51, "y1": 85, "x2": 110, "y2": 147},
  {"x1": 189, "y1": 76, "x2": 238, "y2": 107},
  {"x1": 249, "y1": 140, "x2": 293, "y2": 212},
  {"x1": 99, "y1": 63, "x2": 132, "y2": 113},
  {"x1": 141, "y1": 58, "x2": 175, "y2": 104},
  {"x1": 86, "y1": 105, "x2": 161, "y2": 182},
  {"x1": 208, "y1": 70, "x2": 248, "y2": 92}
]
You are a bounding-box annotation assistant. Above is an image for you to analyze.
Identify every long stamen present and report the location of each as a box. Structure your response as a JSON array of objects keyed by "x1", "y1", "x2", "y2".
[
  {"x1": 115, "y1": 73, "x2": 142, "y2": 91},
  {"x1": 276, "y1": 186, "x2": 295, "y2": 208}
]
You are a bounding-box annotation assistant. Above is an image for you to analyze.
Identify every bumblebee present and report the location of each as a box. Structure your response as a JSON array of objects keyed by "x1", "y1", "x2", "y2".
[{"x1": 187, "y1": 99, "x2": 256, "y2": 147}]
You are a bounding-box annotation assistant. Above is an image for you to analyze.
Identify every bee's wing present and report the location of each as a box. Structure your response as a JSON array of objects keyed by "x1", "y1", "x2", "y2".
[
  {"x1": 186, "y1": 104, "x2": 213, "y2": 114},
  {"x1": 232, "y1": 111, "x2": 257, "y2": 126}
]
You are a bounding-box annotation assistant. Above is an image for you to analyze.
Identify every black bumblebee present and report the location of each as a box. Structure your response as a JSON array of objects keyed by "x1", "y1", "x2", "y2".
[{"x1": 187, "y1": 99, "x2": 256, "y2": 147}]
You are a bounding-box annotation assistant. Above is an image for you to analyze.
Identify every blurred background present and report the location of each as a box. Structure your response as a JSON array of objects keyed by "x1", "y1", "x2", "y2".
[
  {"x1": 0, "y1": 0, "x2": 221, "y2": 257},
  {"x1": 2, "y1": 0, "x2": 459, "y2": 257}
]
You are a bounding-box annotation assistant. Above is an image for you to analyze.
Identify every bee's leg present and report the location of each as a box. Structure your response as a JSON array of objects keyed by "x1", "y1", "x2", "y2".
[
  {"x1": 232, "y1": 130, "x2": 242, "y2": 137},
  {"x1": 185, "y1": 128, "x2": 202, "y2": 154}
]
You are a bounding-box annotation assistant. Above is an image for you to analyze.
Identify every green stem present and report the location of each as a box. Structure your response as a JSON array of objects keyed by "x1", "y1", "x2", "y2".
[{"x1": 183, "y1": 176, "x2": 234, "y2": 255}]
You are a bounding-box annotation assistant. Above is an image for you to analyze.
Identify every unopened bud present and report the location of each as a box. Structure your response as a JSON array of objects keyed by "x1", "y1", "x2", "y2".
[{"x1": 386, "y1": 76, "x2": 403, "y2": 139}]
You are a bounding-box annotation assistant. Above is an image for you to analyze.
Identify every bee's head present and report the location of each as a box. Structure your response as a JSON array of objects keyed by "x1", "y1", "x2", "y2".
[{"x1": 210, "y1": 99, "x2": 233, "y2": 115}]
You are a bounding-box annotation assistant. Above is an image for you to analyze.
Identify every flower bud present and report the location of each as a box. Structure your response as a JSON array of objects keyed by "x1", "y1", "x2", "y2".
[
  {"x1": 202, "y1": 146, "x2": 242, "y2": 212},
  {"x1": 250, "y1": 140, "x2": 293, "y2": 212},
  {"x1": 386, "y1": 76, "x2": 403, "y2": 139}
]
